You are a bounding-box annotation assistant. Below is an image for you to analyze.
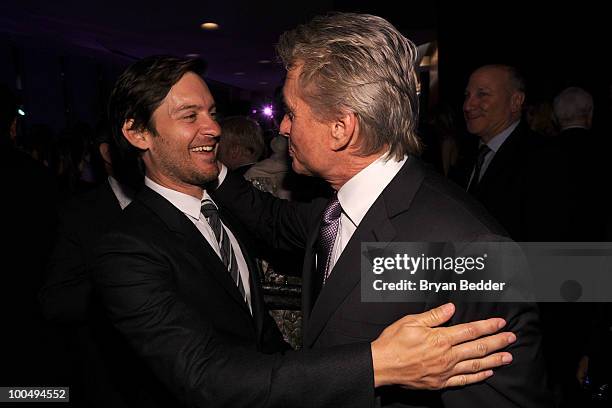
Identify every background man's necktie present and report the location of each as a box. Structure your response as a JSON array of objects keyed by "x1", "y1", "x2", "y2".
[
  {"x1": 467, "y1": 144, "x2": 492, "y2": 193},
  {"x1": 316, "y1": 195, "x2": 342, "y2": 285},
  {"x1": 201, "y1": 199, "x2": 246, "y2": 301}
]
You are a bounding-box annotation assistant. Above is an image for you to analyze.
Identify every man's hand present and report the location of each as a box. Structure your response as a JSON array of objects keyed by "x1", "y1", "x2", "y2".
[{"x1": 371, "y1": 303, "x2": 515, "y2": 389}]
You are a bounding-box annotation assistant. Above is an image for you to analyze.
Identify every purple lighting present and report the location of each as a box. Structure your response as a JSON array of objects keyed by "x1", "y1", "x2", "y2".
[{"x1": 263, "y1": 105, "x2": 273, "y2": 117}]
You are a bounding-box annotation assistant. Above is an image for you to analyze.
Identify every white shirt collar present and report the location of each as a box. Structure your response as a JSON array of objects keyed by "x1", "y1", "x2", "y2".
[
  {"x1": 561, "y1": 124, "x2": 589, "y2": 131},
  {"x1": 144, "y1": 176, "x2": 214, "y2": 219},
  {"x1": 486, "y1": 120, "x2": 520, "y2": 153},
  {"x1": 337, "y1": 153, "x2": 407, "y2": 228},
  {"x1": 108, "y1": 175, "x2": 134, "y2": 210}
]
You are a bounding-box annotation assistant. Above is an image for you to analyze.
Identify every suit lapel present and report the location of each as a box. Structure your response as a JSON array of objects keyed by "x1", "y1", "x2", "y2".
[
  {"x1": 303, "y1": 157, "x2": 425, "y2": 347},
  {"x1": 477, "y1": 126, "x2": 522, "y2": 193},
  {"x1": 138, "y1": 187, "x2": 251, "y2": 315},
  {"x1": 301, "y1": 208, "x2": 325, "y2": 324}
]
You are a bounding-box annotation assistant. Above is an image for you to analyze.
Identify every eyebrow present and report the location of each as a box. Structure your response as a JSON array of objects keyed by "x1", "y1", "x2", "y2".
[{"x1": 171, "y1": 104, "x2": 215, "y2": 115}]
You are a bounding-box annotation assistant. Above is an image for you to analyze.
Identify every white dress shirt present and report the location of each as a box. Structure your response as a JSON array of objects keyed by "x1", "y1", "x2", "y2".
[
  {"x1": 145, "y1": 176, "x2": 252, "y2": 313},
  {"x1": 327, "y1": 154, "x2": 407, "y2": 272},
  {"x1": 217, "y1": 156, "x2": 407, "y2": 276}
]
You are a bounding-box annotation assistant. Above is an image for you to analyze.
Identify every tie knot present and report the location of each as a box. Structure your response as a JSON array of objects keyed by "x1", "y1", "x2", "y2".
[
  {"x1": 478, "y1": 143, "x2": 491, "y2": 159},
  {"x1": 322, "y1": 196, "x2": 342, "y2": 224},
  {"x1": 201, "y1": 199, "x2": 218, "y2": 218}
]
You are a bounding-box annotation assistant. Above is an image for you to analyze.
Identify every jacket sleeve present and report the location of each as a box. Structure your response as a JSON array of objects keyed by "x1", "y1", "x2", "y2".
[
  {"x1": 212, "y1": 170, "x2": 325, "y2": 254},
  {"x1": 40, "y1": 205, "x2": 92, "y2": 323},
  {"x1": 92, "y1": 232, "x2": 375, "y2": 408}
]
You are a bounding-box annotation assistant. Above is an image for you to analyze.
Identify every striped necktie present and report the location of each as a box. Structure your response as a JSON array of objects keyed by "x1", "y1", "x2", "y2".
[{"x1": 201, "y1": 199, "x2": 246, "y2": 301}]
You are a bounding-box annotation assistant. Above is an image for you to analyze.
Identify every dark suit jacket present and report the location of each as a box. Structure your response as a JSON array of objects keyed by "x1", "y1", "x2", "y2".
[
  {"x1": 92, "y1": 186, "x2": 374, "y2": 408},
  {"x1": 40, "y1": 180, "x2": 131, "y2": 407},
  {"x1": 468, "y1": 123, "x2": 570, "y2": 242},
  {"x1": 41, "y1": 179, "x2": 123, "y2": 322},
  {"x1": 555, "y1": 127, "x2": 606, "y2": 241},
  {"x1": 214, "y1": 156, "x2": 552, "y2": 407}
]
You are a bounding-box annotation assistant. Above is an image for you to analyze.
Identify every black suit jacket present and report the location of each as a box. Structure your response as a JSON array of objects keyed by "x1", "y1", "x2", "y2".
[
  {"x1": 555, "y1": 127, "x2": 606, "y2": 241},
  {"x1": 92, "y1": 185, "x2": 374, "y2": 408},
  {"x1": 41, "y1": 179, "x2": 123, "y2": 322},
  {"x1": 468, "y1": 123, "x2": 570, "y2": 241},
  {"x1": 214, "y1": 156, "x2": 552, "y2": 407},
  {"x1": 40, "y1": 180, "x2": 130, "y2": 407}
]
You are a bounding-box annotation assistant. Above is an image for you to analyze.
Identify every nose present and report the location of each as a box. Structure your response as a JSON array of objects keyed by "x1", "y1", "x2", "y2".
[
  {"x1": 200, "y1": 115, "x2": 221, "y2": 137},
  {"x1": 279, "y1": 114, "x2": 291, "y2": 137}
]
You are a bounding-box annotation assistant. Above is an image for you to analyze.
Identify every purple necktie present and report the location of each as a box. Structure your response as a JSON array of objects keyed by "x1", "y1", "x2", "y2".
[{"x1": 317, "y1": 195, "x2": 342, "y2": 284}]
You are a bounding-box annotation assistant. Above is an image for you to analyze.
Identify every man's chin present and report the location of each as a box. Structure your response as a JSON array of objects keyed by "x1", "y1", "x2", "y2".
[
  {"x1": 195, "y1": 167, "x2": 220, "y2": 186},
  {"x1": 291, "y1": 160, "x2": 313, "y2": 177}
]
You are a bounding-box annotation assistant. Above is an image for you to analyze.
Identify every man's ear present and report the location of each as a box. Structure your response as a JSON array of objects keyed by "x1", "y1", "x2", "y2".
[
  {"x1": 330, "y1": 111, "x2": 357, "y2": 151},
  {"x1": 122, "y1": 119, "x2": 151, "y2": 150},
  {"x1": 510, "y1": 91, "x2": 525, "y2": 113},
  {"x1": 98, "y1": 142, "x2": 112, "y2": 165}
]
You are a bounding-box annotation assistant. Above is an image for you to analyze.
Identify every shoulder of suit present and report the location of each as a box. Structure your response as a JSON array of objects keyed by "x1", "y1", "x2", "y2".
[{"x1": 416, "y1": 169, "x2": 508, "y2": 237}]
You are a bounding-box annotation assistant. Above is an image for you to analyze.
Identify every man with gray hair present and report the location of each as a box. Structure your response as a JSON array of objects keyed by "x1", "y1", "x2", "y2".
[
  {"x1": 553, "y1": 86, "x2": 593, "y2": 131},
  {"x1": 213, "y1": 13, "x2": 551, "y2": 408},
  {"x1": 554, "y1": 86, "x2": 603, "y2": 241}
]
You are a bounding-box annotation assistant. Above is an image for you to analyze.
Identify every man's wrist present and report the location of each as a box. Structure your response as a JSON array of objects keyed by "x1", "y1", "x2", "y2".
[{"x1": 371, "y1": 340, "x2": 392, "y2": 388}]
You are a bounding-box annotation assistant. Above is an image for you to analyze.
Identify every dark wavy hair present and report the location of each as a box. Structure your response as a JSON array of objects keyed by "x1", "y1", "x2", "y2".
[{"x1": 107, "y1": 55, "x2": 206, "y2": 189}]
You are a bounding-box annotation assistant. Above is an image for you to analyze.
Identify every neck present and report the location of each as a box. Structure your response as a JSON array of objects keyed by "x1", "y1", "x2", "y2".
[
  {"x1": 480, "y1": 118, "x2": 519, "y2": 144},
  {"x1": 146, "y1": 172, "x2": 203, "y2": 199},
  {"x1": 325, "y1": 152, "x2": 384, "y2": 191}
]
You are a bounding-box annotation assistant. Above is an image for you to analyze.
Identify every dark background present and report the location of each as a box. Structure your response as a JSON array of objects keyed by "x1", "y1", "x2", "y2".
[{"x1": 1, "y1": 0, "x2": 609, "y2": 135}]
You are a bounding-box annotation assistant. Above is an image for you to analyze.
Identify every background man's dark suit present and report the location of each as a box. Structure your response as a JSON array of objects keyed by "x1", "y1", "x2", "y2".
[
  {"x1": 40, "y1": 179, "x2": 130, "y2": 407},
  {"x1": 555, "y1": 126, "x2": 606, "y2": 241},
  {"x1": 466, "y1": 123, "x2": 569, "y2": 242},
  {"x1": 213, "y1": 156, "x2": 552, "y2": 407},
  {"x1": 42, "y1": 179, "x2": 123, "y2": 322},
  {"x1": 92, "y1": 185, "x2": 373, "y2": 408}
]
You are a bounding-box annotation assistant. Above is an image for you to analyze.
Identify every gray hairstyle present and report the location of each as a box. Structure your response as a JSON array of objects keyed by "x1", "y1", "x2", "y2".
[
  {"x1": 276, "y1": 12, "x2": 422, "y2": 159},
  {"x1": 553, "y1": 87, "x2": 593, "y2": 125},
  {"x1": 476, "y1": 64, "x2": 526, "y2": 94}
]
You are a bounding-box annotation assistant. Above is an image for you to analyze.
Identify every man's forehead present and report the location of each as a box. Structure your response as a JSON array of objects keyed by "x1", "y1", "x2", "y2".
[
  {"x1": 165, "y1": 74, "x2": 213, "y2": 110},
  {"x1": 283, "y1": 63, "x2": 307, "y2": 106},
  {"x1": 470, "y1": 68, "x2": 508, "y2": 86}
]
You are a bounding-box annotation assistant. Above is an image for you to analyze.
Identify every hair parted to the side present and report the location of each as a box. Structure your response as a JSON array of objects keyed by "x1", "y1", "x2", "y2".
[
  {"x1": 276, "y1": 12, "x2": 422, "y2": 160},
  {"x1": 107, "y1": 55, "x2": 206, "y2": 189}
]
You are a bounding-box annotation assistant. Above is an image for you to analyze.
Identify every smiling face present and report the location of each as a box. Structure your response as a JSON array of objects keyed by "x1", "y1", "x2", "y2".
[
  {"x1": 137, "y1": 72, "x2": 221, "y2": 197},
  {"x1": 463, "y1": 66, "x2": 524, "y2": 143},
  {"x1": 279, "y1": 63, "x2": 333, "y2": 178}
]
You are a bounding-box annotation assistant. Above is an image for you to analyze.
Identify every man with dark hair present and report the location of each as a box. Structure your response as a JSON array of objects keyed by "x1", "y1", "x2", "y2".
[
  {"x1": 212, "y1": 14, "x2": 551, "y2": 407},
  {"x1": 92, "y1": 55, "x2": 515, "y2": 407}
]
